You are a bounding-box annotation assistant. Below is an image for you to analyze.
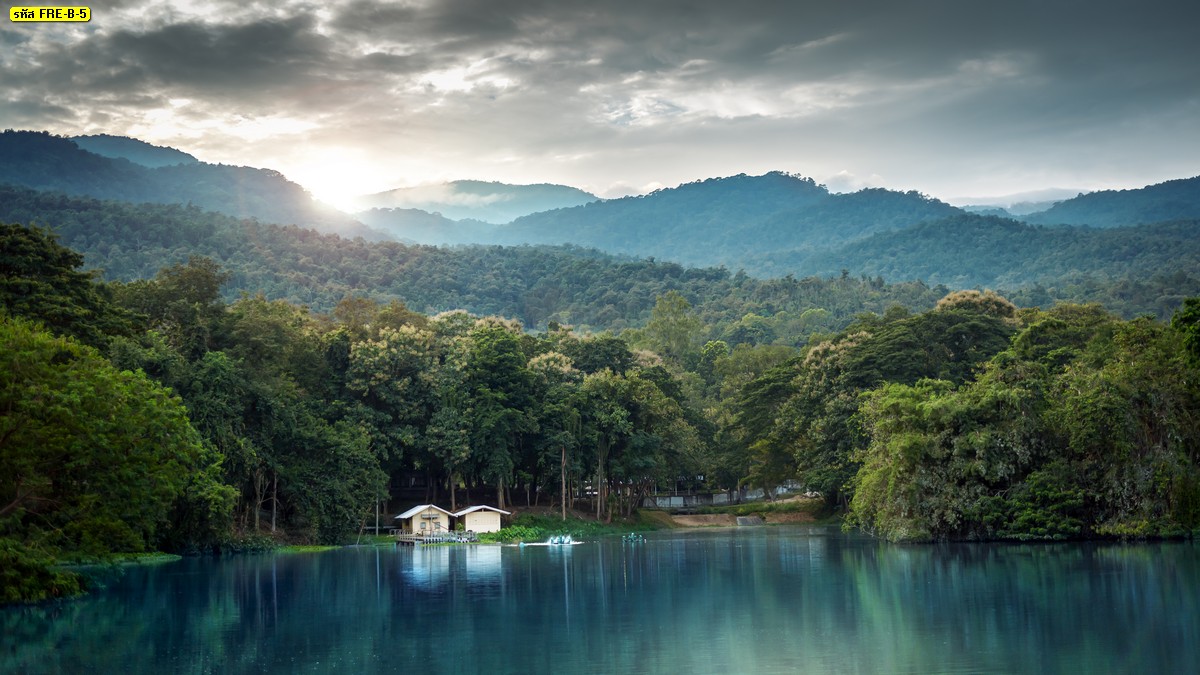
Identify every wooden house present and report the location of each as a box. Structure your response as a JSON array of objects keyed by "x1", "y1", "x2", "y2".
[
  {"x1": 453, "y1": 505, "x2": 511, "y2": 533},
  {"x1": 395, "y1": 504, "x2": 453, "y2": 536}
]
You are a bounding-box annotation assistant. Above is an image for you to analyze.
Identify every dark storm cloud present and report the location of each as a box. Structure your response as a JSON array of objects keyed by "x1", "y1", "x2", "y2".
[
  {"x1": 105, "y1": 16, "x2": 332, "y2": 91},
  {"x1": 320, "y1": 0, "x2": 1200, "y2": 132}
]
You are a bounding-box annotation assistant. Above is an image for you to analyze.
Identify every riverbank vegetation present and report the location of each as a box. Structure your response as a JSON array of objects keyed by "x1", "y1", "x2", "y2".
[
  {"x1": 477, "y1": 512, "x2": 661, "y2": 543},
  {"x1": 696, "y1": 498, "x2": 828, "y2": 519},
  {"x1": 3, "y1": 220, "x2": 1200, "y2": 603}
]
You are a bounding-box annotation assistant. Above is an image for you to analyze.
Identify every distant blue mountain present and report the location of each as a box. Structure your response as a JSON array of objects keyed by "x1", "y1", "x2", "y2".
[
  {"x1": 357, "y1": 180, "x2": 598, "y2": 223},
  {"x1": 1022, "y1": 176, "x2": 1200, "y2": 227},
  {"x1": 488, "y1": 172, "x2": 962, "y2": 274}
]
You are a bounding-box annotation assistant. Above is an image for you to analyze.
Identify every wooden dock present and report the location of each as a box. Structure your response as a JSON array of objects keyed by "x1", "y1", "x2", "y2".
[{"x1": 395, "y1": 532, "x2": 479, "y2": 546}]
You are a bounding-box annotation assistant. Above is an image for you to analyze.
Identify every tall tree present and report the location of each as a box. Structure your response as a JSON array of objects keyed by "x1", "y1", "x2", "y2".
[
  {"x1": 0, "y1": 315, "x2": 231, "y2": 556},
  {"x1": 0, "y1": 223, "x2": 133, "y2": 346},
  {"x1": 464, "y1": 320, "x2": 535, "y2": 510},
  {"x1": 639, "y1": 291, "x2": 703, "y2": 367}
]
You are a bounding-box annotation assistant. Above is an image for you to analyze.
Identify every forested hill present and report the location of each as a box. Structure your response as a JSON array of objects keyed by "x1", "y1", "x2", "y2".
[
  {"x1": 1022, "y1": 176, "x2": 1200, "y2": 227},
  {"x1": 490, "y1": 173, "x2": 963, "y2": 273},
  {"x1": 2, "y1": 183, "x2": 1195, "y2": 340},
  {"x1": 781, "y1": 213, "x2": 1200, "y2": 289},
  {"x1": 0, "y1": 130, "x2": 381, "y2": 240},
  {"x1": 0, "y1": 184, "x2": 952, "y2": 337},
  {"x1": 71, "y1": 134, "x2": 200, "y2": 168}
]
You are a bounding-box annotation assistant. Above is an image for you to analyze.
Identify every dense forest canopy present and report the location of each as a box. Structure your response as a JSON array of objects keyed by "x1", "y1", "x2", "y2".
[
  {"x1": 0, "y1": 184, "x2": 956, "y2": 339},
  {"x1": 3, "y1": 225, "x2": 1197, "y2": 567}
]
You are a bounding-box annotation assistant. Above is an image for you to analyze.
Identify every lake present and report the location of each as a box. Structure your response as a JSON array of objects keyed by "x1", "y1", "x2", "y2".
[{"x1": 3, "y1": 526, "x2": 1197, "y2": 674}]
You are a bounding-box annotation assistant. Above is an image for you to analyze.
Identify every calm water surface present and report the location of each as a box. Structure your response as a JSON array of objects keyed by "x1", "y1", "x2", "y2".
[{"x1": 3, "y1": 526, "x2": 1197, "y2": 674}]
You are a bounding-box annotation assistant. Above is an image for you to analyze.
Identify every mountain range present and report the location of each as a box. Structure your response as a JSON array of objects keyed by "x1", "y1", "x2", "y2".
[
  {"x1": 354, "y1": 169, "x2": 1200, "y2": 282},
  {"x1": 1, "y1": 130, "x2": 1198, "y2": 322}
]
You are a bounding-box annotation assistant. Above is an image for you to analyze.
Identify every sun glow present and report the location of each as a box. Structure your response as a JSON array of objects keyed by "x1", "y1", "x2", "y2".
[{"x1": 286, "y1": 157, "x2": 388, "y2": 212}]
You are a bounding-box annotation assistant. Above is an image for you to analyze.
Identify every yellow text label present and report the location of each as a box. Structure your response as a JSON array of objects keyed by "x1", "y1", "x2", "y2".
[{"x1": 10, "y1": 6, "x2": 91, "y2": 21}]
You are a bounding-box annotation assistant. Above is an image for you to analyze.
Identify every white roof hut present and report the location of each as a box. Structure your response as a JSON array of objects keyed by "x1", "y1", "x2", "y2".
[
  {"x1": 395, "y1": 504, "x2": 453, "y2": 536},
  {"x1": 453, "y1": 505, "x2": 511, "y2": 533}
]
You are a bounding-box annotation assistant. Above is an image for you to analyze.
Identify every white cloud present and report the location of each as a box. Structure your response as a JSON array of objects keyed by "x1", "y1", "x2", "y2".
[{"x1": 822, "y1": 171, "x2": 886, "y2": 194}]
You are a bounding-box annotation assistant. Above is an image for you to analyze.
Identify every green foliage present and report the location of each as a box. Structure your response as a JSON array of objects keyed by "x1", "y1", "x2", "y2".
[
  {"x1": 282, "y1": 420, "x2": 387, "y2": 545},
  {"x1": 0, "y1": 185, "x2": 959, "y2": 340},
  {"x1": 805, "y1": 214, "x2": 1200, "y2": 318},
  {"x1": 975, "y1": 461, "x2": 1086, "y2": 541},
  {"x1": 636, "y1": 291, "x2": 703, "y2": 366},
  {"x1": 216, "y1": 532, "x2": 278, "y2": 554},
  {"x1": 476, "y1": 513, "x2": 657, "y2": 543},
  {"x1": 0, "y1": 314, "x2": 232, "y2": 599},
  {"x1": 112, "y1": 256, "x2": 228, "y2": 358},
  {"x1": 697, "y1": 499, "x2": 823, "y2": 517},
  {"x1": 0, "y1": 222, "x2": 133, "y2": 346},
  {"x1": 0, "y1": 316, "x2": 222, "y2": 555},
  {"x1": 278, "y1": 545, "x2": 339, "y2": 554},
  {"x1": 848, "y1": 307, "x2": 1200, "y2": 541},
  {"x1": 0, "y1": 537, "x2": 84, "y2": 604},
  {"x1": 732, "y1": 297, "x2": 1018, "y2": 507},
  {"x1": 478, "y1": 525, "x2": 544, "y2": 543},
  {"x1": 1173, "y1": 297, "x2": 1200, "y2": 362}
]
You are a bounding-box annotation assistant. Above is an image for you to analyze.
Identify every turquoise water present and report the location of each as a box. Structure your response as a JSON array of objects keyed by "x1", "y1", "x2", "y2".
[{"x1": 3, "y1": 526, "x2": 1197, "y2": 674}]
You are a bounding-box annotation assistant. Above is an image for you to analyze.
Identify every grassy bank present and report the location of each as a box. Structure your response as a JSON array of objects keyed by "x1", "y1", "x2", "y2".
[
  {"x1": 278, "y1": 545, "x2": 340, "y2": 554},
  {"x1": 694, "y1": 497, "x2": 838, "y2": 522},
  {"x1": 479, "y1": 512, "x2": 664, "y2": 543}
]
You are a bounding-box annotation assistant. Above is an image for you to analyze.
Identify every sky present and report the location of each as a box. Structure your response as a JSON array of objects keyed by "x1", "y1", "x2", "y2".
[{"x1": 3, "y1": 0, "x2": 1199, "y2": 208}]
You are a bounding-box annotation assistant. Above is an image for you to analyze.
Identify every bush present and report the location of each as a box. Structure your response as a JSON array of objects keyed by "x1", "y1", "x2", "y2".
[
  {"x1": 216, "y1": 532, "x2": 278, "y2": 554},
  {"x1": 0, "y1": 538, "x2": 84, "y2": 604}
]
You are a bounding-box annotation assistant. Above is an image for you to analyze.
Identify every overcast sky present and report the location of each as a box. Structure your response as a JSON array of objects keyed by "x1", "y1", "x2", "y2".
[{"x1": 3, "y1": 0, "x2": 1199, "y2": 206}]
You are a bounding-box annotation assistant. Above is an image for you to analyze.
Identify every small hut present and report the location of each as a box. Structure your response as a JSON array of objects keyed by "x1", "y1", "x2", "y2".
[
  {"x1": 395, "y1": 504, "x2": 453, "y2": 536},
  {"x1": 453, "y1": 505, "x2": 511, "y2": 533}
]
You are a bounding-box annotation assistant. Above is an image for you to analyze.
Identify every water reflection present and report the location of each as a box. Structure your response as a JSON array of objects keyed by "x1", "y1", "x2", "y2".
[{"x1": 2, "y1": 528, "x2": 1197, "y2": 674}]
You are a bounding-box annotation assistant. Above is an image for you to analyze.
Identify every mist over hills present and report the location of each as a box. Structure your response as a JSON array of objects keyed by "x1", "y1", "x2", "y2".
[
  {"x1": 355, "y1": 207, "x2": 496, "y2": 245},
  {"x1": 357, "y1": 180, "x2": 598, "y2": 223},
  {"x1": 359, "y1": 172, "x2": 1200, "y2": 281},
  {"x1": 378, "y1": 172, "x2": 966, "y2": 275},
  {"x1": 1021, "y1": 176, "x2": 1200, "y2": 227},
  {"x1": 955, "y1": 187, "x2": 1085, "y2": 217}
]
